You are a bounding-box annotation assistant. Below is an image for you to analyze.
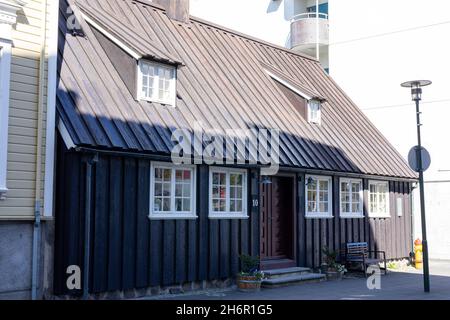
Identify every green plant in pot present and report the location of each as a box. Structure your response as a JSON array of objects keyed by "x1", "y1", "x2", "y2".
[
  {"x1": 236, "y1": 254, "x2": 265, "y2": 292},
  {"x1": 322, "y1": 246, "x2": 347, "y2": 280}
]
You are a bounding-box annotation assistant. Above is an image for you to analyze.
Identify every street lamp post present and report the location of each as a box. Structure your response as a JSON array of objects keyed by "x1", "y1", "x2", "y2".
[{"x1": 401, "y1": 80, "x2": 432, "y2": 293}]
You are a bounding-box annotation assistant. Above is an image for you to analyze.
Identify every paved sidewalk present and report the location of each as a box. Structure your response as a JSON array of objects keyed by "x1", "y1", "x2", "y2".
[{"x1": 147, "y1": 260, "x2": 450, "y2": 300}]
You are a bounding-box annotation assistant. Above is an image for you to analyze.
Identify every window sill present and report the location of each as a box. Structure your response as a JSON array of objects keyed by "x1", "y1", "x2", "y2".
[
  {"x1": 305, "y1": 214, "x2": 334, "y2": 219},
  {"x1": 368, "y1": 214, "x2": 391, "y2": 219},
  {"x1": 148, "y1": 214, "x2": 198, "y2": 220},
  {"x1": 209, "y1": 213, "x2": 249, "y2": 220},
  {"x1": 139, "y1": 97, "x2": 175, "y2": 107},
  {"x1": 340, "y1": 213, "x2": 365, "y2": 219}
]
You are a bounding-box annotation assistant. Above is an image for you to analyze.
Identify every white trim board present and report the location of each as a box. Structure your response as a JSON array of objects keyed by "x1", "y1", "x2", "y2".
[
  {"x1": 81, "y1": 12, "x2": 142, "y2": 60},
  {"x1": 57, "y1": 118, "x2": 76, "y2": 150},
  {"x1": 264, "y1": 69, "x2": 313, "y2": 101},
  {"x1": 43, "y1": 0, "x2": 59, "y2": 217},
  {"x1": 0, "y1": 40, "x2": 12, "y2": 199}
]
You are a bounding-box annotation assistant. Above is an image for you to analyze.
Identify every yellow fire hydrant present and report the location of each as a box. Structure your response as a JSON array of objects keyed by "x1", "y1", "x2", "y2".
[{"x1": 414, "y1": 238, "x2": 423, "y2": 269}]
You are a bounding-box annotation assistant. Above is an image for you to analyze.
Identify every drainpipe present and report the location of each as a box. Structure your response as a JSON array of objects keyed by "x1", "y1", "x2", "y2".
[
  {"x1": 83, "y1": 153, "x2": 98, "y2": 300},
  {"x1": 31, "y1": 0, "x2": 48, "y2": 300}
]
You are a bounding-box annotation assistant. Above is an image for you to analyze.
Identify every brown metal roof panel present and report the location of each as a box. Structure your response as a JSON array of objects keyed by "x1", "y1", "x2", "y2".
[
  {"x1": 77, "y1": 2, "x2": 184, "y2": 66},
  {"x1": 56, "y1": 0, "x2": 416, "y2": 179}
]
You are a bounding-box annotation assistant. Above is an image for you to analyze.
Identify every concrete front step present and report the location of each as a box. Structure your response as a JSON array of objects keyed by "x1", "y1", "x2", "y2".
[
  {"x1": 262, "y1": 273, "x2": 326, "y2": 288},
  {"x1": 263, "y1": 267, "x2": 312, "y2": 279}
]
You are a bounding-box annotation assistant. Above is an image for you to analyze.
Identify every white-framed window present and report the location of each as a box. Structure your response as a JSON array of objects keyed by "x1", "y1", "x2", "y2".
[
  {"x1": 138, "y1": 60, "x2": 176, "y2": 106},
  {"x1": 368, "y1": 180, "x2": 390, "y2": 218},
  {"x1": 305, "y1": 175, "x2": 333, "y2": 218},
  {"x1": 339, "y1": 178, "x2": 363, "y2": 218},
  {"x1": 149, "y1": 162, "x2": 197, "y2": 219},
  {"x1": 308, "y1": 100, "x2": 321, "y2": 124},
  {"x1": 209, "y1": 167, "x2": 248, "y2": 219},
  {"x1": 0, "y1": 41, "x2": 12, "y2": 200}
]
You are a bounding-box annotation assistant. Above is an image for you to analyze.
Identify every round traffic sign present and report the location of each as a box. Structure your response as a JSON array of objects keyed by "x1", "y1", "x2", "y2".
[{"x1": 408, "y1": 146, "x2": 431, "y2": 172}]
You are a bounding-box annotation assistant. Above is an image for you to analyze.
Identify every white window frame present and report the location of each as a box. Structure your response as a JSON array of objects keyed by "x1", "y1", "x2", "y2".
[
  {"x1": 308, "y1": 99, "x2": 322, "y2": 125},
  {"x1": 137, "y1": 60, "x2": 176, "y2": 106},
  {"x1": 305, "y1": 175, "x2": 333, "y2": 218},
  {"x1": 209, "y1": 167, "x2": 248, "y2": 219},
  {"x1": 339, "y1": 178, "x2": 364, "y2": 218},
  {"x1": 0, "y1": 40, "x2": 12, "y2": 200},
  {"x1": 368, "y1": 180, "x2": 390, "y2": 218},
  {"x1": 149, "y1": 162, "x2": 197, "y2": 220}
]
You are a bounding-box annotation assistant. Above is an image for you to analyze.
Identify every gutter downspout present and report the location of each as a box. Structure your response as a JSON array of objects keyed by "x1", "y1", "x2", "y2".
[
  {"x1": 31, "y1": 0, "x2": 48, "y2": 300},
  {"x1": 83, "y1": 153, "x2": 98, "y2": 300}
]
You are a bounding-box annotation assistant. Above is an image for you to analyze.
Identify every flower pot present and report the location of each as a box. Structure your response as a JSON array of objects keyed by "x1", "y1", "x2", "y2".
[
  {"x1": 326, "y1": 270, "x2": 344, "y2": 281},
  {"x1": 236, "y1": 275, "x2": 262, "y2": 292}
]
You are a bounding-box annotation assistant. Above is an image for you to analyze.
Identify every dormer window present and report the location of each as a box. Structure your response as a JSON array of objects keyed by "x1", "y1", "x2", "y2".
[
  {"x1": 138, "y1": 60, "x2": 176, "y2": 106},
  {"x1": 264, "y1": 66, "x2": 325, "y2": 126},
  {"x1": 308, "y1": 99, "x2": 321, "y2": 124}
]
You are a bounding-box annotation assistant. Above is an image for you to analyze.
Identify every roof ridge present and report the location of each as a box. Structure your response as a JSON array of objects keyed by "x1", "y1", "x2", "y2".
[{"x1": 124, "y1": 0, "x2": 319, "y2": 63}]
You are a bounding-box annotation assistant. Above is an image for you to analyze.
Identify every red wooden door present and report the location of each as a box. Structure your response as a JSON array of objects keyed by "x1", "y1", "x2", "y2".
[{"x1": 260, "y1": 176, "x2": 295, "y2": 262}]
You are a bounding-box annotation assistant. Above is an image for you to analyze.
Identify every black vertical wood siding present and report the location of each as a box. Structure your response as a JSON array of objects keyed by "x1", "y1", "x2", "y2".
[
  {"x1": 54, "y1": 143, "x2": 256, "y2": 295},
  {"x1": 54, "y1": 138, "x2": 413, "y2": 295}
]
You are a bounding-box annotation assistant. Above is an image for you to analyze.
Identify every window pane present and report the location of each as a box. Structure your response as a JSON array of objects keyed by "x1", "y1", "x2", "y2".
[
  {"x1": 213, "y1": 199, "x2": 226, "y2": 212},
  {"x1": 162, "y1": 182, "x2": 171, "y2": 196},
  {"x1": 230, "y1": 173, "x2": 243, "y2": 186},
  {"x1": 154, "y1": 198, "x2": 162, "y2": 212},
  {"x1": 308, "y1": 200, "x2": 316, "y2": 212},
  {"x1": 155, "y1": 183, "x2": 162, "y2": 197},
  {"x1": 183, "y1": 199, "x2": 190, "y2": 212},
  {"x1": 212, "y1": 186, "x2": 219, "y2": 198},
  {"x1": 155, "y1": 168, "x2": 163, "y2": 181},
  {"x1": 230, "y1": 200, "x2": 236, "y2": 212},
  {"x1": 308, "y1": 190, "x2": 317, "y2": 203},
  {"x1": 175, "y1": 170, "x2": 183, "y2": 182},
  {"x1": 175, "y1": 184, "x2": 182, "y2": 197},
  {"x1": 162, "y1": 198, "x2": 170, "y2": 211},
  {"x1": 230, "y1": 186, "x2": 236, "y2": 199},
  {"x1": 319, "y1": 180, "x2": 328, "y2": 191},
  {"x1": 319, "y1": 202, "x2": 328, "y2": 213},
  {"x1": 175, "y1": 198, "x2": 182, "y2": 211},
  {"x1": 182, "y1": 184, "x2": 190, "y2": 197}
]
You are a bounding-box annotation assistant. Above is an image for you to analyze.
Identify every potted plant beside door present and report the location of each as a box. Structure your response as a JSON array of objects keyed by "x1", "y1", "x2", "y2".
[
  {"x1": 322, "y1": 246, "x2": 347, "y2": 281},
  {"x1": 236, "y1": 254, "x2": 265, "y2": 292}
]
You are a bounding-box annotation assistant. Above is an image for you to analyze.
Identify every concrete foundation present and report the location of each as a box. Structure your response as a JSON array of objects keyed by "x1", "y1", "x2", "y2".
[
  {"x1": 0, "y1": 220, "x2": 54, "y2": 300},
  {"x1": 0, "y1": 222, "x2": 33, "y2": 299}
]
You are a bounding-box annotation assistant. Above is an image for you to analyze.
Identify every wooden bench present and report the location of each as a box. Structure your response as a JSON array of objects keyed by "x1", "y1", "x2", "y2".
[{"x1": 344, "y1": 242, "x2": 387, "y2": 276}]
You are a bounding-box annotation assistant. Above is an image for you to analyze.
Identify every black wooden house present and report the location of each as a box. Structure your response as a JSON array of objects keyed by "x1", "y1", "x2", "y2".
[{"x1": 54, "y1": 0, "x2": 417, "y2": 296}]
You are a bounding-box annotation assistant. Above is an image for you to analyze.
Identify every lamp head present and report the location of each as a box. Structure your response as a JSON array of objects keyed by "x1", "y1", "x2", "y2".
[{"x1": 401, "y1": 80, "x2": 432, "y2": 101}]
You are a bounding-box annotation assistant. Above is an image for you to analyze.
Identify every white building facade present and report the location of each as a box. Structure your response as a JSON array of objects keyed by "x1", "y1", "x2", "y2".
[{"x1": 190, "y1": 0, "x2": 450, "y2": 260}]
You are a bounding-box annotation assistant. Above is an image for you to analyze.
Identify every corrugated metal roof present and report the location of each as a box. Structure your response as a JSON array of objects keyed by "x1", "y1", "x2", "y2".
[{"x1": 56, "y1": 0, "x2": 417, "y2": 179}]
